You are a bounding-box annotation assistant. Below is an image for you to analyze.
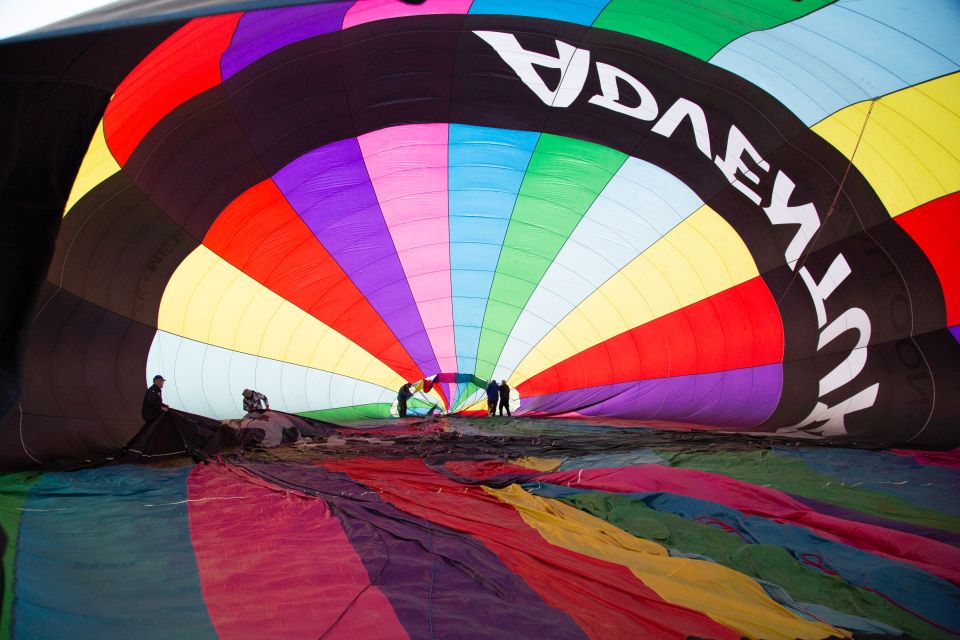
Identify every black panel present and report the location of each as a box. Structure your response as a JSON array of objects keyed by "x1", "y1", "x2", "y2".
[
  {"x1": 0, "y1": 20, "x2": 186, "y2": 438},
  {"x1": 47, "y1": 172, "x2": 199, "y2": 325},
  {"x1": 0, "y1": 285, "x2": 159, "y2": 468}
]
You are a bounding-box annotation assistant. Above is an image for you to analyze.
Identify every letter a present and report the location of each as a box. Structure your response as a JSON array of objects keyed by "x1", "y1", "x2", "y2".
[{"x1": 475, "y1": 31, "x2": 590, "y2": 107}]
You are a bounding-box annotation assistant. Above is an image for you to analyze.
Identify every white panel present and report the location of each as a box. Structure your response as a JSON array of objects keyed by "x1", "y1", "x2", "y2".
[
  {"x1": 147, "y1": 331, "x2": 394, "y2": 419},
  {"x1": 201, "y1": 345, "x2": 242, "y2": 417},
  {"x1": 226, "y1": 351, "x2": 260, "y2": 417},
  {"x1": 278, "y1": 363, "x2": 310, "y2": 412}
]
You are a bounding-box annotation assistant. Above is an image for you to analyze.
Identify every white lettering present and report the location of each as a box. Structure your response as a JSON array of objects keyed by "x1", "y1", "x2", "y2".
[
  {"x1": 764, "y1": 171, "x2": 821, "y2": 270},
  {"x1": 799, "y1": 254, "x2": 852, "y2": 328},
  {"x1": 781, "y1": 383, "x2": 879, "y2": 437},
  {"x1": 816, "y1": 308, "x2": 871, "y2": 396},
  {"x1": 588, "y1": 62, "x2": 658, "y2": 120},
  {"x1": 474, "y1": 31, "x2": 590, "y2": 107},
  {"x1": 715, "y1": 125, "x2": 770, "y2": 205},
  {"x1": 651, "y1": 98, "x2": 711, "y2": 159}
]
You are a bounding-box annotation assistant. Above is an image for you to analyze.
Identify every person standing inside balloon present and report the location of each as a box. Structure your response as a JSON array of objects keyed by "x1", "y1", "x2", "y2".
[
  {"x1": 141, "y1": 375, "x2": 169, "y2": 423},
  {"x1": 498, "y1": 380, "x2": 512, "y2": 416},
  {"x1": 397, "y1": 383, "x2": 414, "y2": 418},
  {"x1": 485, "y1": 380, "x2": 499, "y2": 416}
]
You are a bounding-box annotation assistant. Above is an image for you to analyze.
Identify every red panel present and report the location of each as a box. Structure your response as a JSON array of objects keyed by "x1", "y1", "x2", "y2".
[
  {"x1": 519, "y1": 277, "x2": 783, "y2": 397},
  {"x1": 187, "y1": 465, "x2": 410, "y2": 639},
  {"x1": 323, "y1": 457, "x2": 740, "y2": 640},
  {"x1": 104, "y1": 14, "x2": 240, "y2": 166},
  {"x1": 896, "y1": 191, "x2": 960, "y2": 325},
  {"x1": 204, "y1": 179, "x2": 426, "y2": 382}
]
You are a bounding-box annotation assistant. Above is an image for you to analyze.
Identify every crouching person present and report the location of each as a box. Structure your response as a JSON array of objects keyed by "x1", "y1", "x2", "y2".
[{"x1": 242, "y1": 388, "x2": 270, "y2": 415}]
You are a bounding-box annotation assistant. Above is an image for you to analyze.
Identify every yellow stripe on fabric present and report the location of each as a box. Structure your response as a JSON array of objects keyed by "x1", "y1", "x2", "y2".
[
  {"x1": 511, "y1": 205, "x2": 759, "y2": 384},
  {"x1": 487, "y1": 485, "x2": 844, "y2": 640},
  {"x1": 509, "y1": 457, "x2": 562, "y2": 472},
  {"x1": 157, "y1": 246, "x2": 404, "y2": 389},
  {"x1": 812, "y1": 73, "x2": 960, "y2": 217},
  {"x1": 63, "y1": 119, "x2": 120, "y2": 217}
]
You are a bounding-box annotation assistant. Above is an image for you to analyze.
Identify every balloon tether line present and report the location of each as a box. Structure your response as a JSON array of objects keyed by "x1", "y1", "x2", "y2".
[{"x1": 776, "y1": 99, "x2": 876, "y2": 306}]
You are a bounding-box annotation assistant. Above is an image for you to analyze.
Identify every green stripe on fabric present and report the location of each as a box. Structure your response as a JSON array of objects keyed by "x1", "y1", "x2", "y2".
[
  {"x1": 0, "y1": 472, "x2": 38, "y2": 640},
  {"x1": 660, "y1": 450, "x2": 960, "y2": 534},
  {"x1": 593, "y1": 0, "x2": 834, "y2": 61},
  {"x1": 556, "y1": 490, "x2": 952, "y2": 640},
  {"x1": 473, "y1": 134, "x2": 627, "y2": 382},
  {"x1": 298, "y1": 399, "x2": 434, "y2": 422}
]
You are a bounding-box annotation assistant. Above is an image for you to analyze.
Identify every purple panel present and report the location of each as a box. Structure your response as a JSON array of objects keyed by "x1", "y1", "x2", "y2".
[
  {"x1": 951, "y1": 326, "x2": 960, "y2": 344},
  {"x1": 519, "y1": 365, "x2": 783, "y2": 428},
  {"x1": 221, "y1": 3, "x2": 353, "y2": 80},
  {"x1": 274, "y1": 138, "x2": 440, "y2": 377}
]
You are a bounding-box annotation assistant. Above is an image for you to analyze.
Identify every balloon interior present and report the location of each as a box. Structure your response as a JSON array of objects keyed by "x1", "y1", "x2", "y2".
[{"x1": 1, "y1": 1, "x2": 958, "y2": 638}]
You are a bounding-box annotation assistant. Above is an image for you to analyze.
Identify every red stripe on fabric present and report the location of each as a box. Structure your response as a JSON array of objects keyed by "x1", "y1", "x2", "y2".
[
  {"x1": 322, "y1": 457, "x2": 740, "y2": 640},
  {"x1": 519, "y1": 277, "x2": 783, "y2": 397},
  {"x1": 104, "y1": 15, "x2": 240, "y2": 166},
  {"x1": 538, "y1": 466, "x2": 960, "y2": 586},
  {"x1": 186, "y1": 464, "x2": 409, "y2": 640},
  {"x1": 203, "y1": 178, "x2": 425, "y2": 381},
  {"x1": 896, "y1": 191, "x2": 960, "y2": 325},
  {"x1": 890, "y1": 448, "x2": 960, "y2": 469}
]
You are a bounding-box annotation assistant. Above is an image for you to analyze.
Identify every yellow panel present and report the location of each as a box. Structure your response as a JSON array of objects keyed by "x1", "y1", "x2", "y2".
[
  {"x1": 812, "y1": 73, "x2": 960, "y2": 217},
  {"x1": 488, "y1": 485, "x2": 844, "y2": 640},
  {"x1": 158, "y1": 246, "x2": 403, "y2": 389},
  {"x1": 512, "y1": 205, "x2": 759, "y2": 384},
  {"x1": 63, "y1": 119, "x2": 121, "y2": 217},
  {"x1": 463, "y1": 397, "x2": 488, "y2": 413}
]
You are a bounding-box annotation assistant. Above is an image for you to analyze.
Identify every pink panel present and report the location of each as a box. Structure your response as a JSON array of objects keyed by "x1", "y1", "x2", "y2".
[
  {"x1": 343, "y1": 0, "x2": 473, "y2": 29},
  {"x1": 359, "y1": 124, "x2": 457, "y2": 375},
  {"x1": 538, "y1": 466, "x2": 960, "y2": 586},
  {"x1": 187, "y1": 464, "x2": 409, "y2": 640}
]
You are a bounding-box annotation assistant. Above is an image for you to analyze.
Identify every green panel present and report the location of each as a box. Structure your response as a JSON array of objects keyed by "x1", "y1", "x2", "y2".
[
  {"x1": 298, "y1": 398, "x2": 434, "y2": 422},
  {"x1": 660, "y1": 450, "x2": 960, "y2": 534},
  {"x1": 473, "y1": 134, "x2": 627, "y2": 381},
  {"x1": 553, "y1": 489, "x2": 950, "y2": 640},
  {"x1": 0, "y1": 473, "x2": 39, "y2": 640},
  {"x1": 594, "y1": 0, "x2": 834, "y2": 61}
]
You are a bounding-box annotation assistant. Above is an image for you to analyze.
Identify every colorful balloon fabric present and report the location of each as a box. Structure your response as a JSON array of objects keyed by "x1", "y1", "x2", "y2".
[
  {"x1": 2, "y1": 419, "x2": 959, "y2": 639},
  {"x1": 1, "y1": 0, "x2": 959, "y2": 465}
]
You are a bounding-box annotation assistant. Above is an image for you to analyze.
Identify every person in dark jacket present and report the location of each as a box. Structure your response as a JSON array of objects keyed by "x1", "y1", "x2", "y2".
[
  {"x1": 485, "y1": 380, "x2": 499, "y2": 416},
  {"x1": 141, "y1": 375, "x2": 169, "y2": 423},
  {"x1": 498, "y1": 380, "x2": 511, "y2": 416},
  {"x1": 241, "y1": 388, "x2": 269, "y2": 413},
  {"x1": 397, "y1": 383, "x2": 414, "y2": 418}
]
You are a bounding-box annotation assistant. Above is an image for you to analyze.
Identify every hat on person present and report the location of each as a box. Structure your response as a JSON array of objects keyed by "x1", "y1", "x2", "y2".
[{"x1": 153, "y1": 375, "x2": 166, "y2": 382}]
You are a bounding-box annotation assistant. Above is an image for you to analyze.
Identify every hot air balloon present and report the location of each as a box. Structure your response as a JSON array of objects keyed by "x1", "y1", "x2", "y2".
[{"x1": 1, "y1": 1, "x2": 958, "y2": 638}]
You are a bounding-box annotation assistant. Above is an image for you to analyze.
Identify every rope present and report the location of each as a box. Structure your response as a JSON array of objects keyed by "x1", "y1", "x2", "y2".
[{"x1": 776, "y1": 99, "x2": 877, "y2": 306}]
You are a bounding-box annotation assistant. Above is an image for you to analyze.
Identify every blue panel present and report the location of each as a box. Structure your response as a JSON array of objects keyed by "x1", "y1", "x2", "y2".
[
  {"x1": 14, "y1": 467, "x2": 216, "y2": 640},
  {"x1": 711, "y1": 0, "x2": 960, "y2": 125},
  {"x1": 469, "y1": 0, "x2": 610, "y2": 26},
  {"x1": 449, "y1": 125, "x2": 538, "y2": 407}
]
